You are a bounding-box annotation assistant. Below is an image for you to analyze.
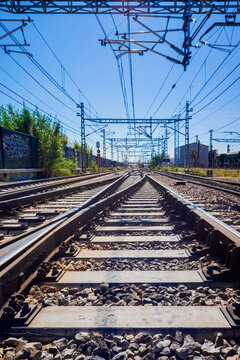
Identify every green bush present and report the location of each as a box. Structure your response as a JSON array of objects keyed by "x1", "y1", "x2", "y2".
[
  {"x1": 89, "y1": 161, "x2": 98, "y2": 172},
  {"x1": 72, "y1": 140, "x2": 93, "y2": 155},
  {"x1": 0, "y1": 105, "x2": 74, "y2": 176}
]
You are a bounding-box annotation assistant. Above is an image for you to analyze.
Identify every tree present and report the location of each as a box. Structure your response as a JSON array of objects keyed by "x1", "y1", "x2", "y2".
[
  {"x1": 0, "y1": 105, "x2": 74, "y2": 176},
  {"x1": 72, "y1": 140, "x2": 93, "y2": 155},
  {"x1": 149, "y1": 154, "x2": 164, "y2": 168}
]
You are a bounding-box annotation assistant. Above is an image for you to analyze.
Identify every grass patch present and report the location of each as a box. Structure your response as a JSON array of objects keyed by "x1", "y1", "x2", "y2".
[{"x1": 160, "y1": 167, "x2": 240, "y2": 178}]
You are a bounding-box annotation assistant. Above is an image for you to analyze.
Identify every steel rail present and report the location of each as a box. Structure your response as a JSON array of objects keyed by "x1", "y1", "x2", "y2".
[
  {"x1": 0, "y1": 171, "x2": 143, "y2": 308},
  {"x1": 0, "y1": 172, "x2": 128, "y2": 251},
  {"x1": 156, "y1": 170, "x2": 240, "y2": 197},
  {"x1": 0, "y1": 171, "x2": 116, "y2": 201},
  {"x1": 159, "y1": 170, "x2": 240, "y2": 187},
  {"x1": 0, "y1": 172, "x2": 130, "y2": 269},
  {"x1": 0, "y1": 173, "x2": 120, "y2": 213},
  {"x1": 0, "y1": 170, "x2": 111, "y2": 191},
  {"x1": 148, "y1": 174, "x2": 240, "y2": 245}
]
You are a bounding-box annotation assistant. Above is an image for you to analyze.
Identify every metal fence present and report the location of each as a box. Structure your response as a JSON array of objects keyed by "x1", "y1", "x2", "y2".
[{"x1": 63, "y1": 146, "x2": 125, "y2": 169}]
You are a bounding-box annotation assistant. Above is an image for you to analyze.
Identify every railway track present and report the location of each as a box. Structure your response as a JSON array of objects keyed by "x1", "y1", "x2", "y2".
[
  {"x1": 0, "y1": 171, "x2": 117, "y2": 201},
  {"x1": 0, "y1": 171, "x2": 127, "y2": 249},
  {"x1": 156, "y1": 170, "x2": 240, "y2": 196},
  {"x1": 0, "y1": 173, "x2": 240, "y2": 360},
  {"x1": 152, "y1": 171, "x2": 240, "y2": 232}
]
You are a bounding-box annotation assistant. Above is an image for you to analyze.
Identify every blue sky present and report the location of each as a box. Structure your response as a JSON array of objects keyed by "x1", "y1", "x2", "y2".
[{"x1": 0, "y1": 11, "x2": 239, "y2": 161}]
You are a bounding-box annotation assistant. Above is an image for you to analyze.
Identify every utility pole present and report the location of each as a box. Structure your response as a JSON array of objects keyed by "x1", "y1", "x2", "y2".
[
  {"x1": 125, "y1": 138, "x2": 128, "y2": 163},
  {"x1": 101, "y1": 129, "x2": 106, "y2": 159},
  {"x1": 101, "y1": 129, "x2": 106, "y2": 167},
  {"x1": 182, "y1": 0, "x2": 192, "y2": 70},
  {"x1": 77, "y1": 102, "x2": 86, "y2": 172},
  {"x1": 80, "y1": 102, "x2": 86, "y2": 172},
  {"x1": 161, "y1": 134, "x2": 164, "y2": 156},
  {"x1": 209, "y1": 129, "x2": 213, "y2": 169},
  {"x1": 158, "y1": 138, "x2": 160, "y2": 154},
  {"x1": 150, "y1": 117, "x2": 154, "y2": 156},
  {"x1": 110, "y1": 139, "x2": 113, "y2": 161},
  {"x1": 164, "y1": 126, "x2": 168, "y2": 158},
  {"x1": 174, "y1": 120, "x2": 177, "y2": 165},
  {"x1": 185, "y1": 101, "x2": 191, "y2": 171},
  {"x1": 174, "y1": 118, "x2": 180, "y2": 166}
]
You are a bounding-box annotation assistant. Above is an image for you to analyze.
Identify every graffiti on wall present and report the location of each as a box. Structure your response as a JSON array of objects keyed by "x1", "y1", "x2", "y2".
[{"x1": 3, "y1": 133, "x2": 31, "y2": 160}]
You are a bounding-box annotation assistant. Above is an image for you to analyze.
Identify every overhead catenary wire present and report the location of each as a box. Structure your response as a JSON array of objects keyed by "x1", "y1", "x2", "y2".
[
  {"x1": 198, "y1": 92, "x2": 240, "y2": 124},
  {"x1": 172, "y1": 27, "x2": 224, "y2": 117},
  {"x1": 145, "y1": 13, "x2": 203, "y2": 119},
  {"x1": 127, "y1": 15, "x2": 136, "y2": 121},
  {"x1": 190, "y1": 42, "x2": 240, "y2": 107},
  {"x1": 144, "y1": 61, "x2": 176, "y2": 118},
  {"x1": 193, "y1": 74, "x2": 240, "y2": 116},
  {"x1": 8, "y1": 54, "x2": 76, "y2": 114},
  {"x1": 0, "y1": 64, "x2": 80, "y2": 127},
  {"x1": 109, "y1": 13, "x2": 130, "y2": 119},
  {"x1": 152, "y1": 68, "x2": 185, "y2": 117},
  {"x1": 191, "y1": 61, "x2": 240, "y2": 110},
  {"x1": 0, "y1": 22, "x2": 77, "y2": 105},
  {"x1": 32, "y1": 22, "x2": 100, "y2": 116},
  {"x1": 176, "y1": 30, "x2": 240, "y2": 118},
  {"x1": 95, "y1": 14, "x2": 130, "y2": 118},
  {"x1": 189, "y1": 116, "x2": 240, "y2": 141},
  {"x1": 0, "y1": 20, "x2": 102, "y2": 120},
  {"x1": 169, "y1": 29, "x2": 240, "y2": 147},
  {"x1": 0, "y1": 83, "x2": 84, "y2": 136}
]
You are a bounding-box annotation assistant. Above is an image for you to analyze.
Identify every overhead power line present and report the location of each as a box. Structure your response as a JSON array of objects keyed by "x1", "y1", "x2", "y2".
[
  {"x1": 95, "y1": 14, "x2": 130, "y2": 118},
  {"x1": 172, "y1": 27, "x2": 224, "y2": 117},
  {"x1": 127, "y1": 15, "x2": 136, "y2": 121},
  {"x1": 192, "y1": 61, "x2": 240, "y2": 110},
  {"x1": 32, "y1": 22, "x2": 101, "y2": 118},
  {"x1": 144, "y1": 61, "x2": 176, "y2": 118},
  {"x1": 8, "y1": 54, "x2": 76, "y2": 113},
  {"x1": 190, "y1": 42, "x2": 240, "y2": 107},
  {"x1": 0, "y1": 20, "x2": 102, "y2": 122},
  {"x1": 0, "y1": 64, "x2": 79, "y2": 126},
  {"x1": 193, "y1": 74, "x2": 240, "y2": 116},
  {"x1": 0, "y1": 82, "x2": 83, "y2": 136}
]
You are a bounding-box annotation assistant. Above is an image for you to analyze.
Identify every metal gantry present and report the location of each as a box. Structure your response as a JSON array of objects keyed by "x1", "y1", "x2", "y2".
[
  {"x1": 0, "y1": 18, "x2": 32, "y2": 55},
  {"x1": 80, "y1": 103, "x2": 191, "y2": 163},
  {"x1": 86, "y1": 118, "x2": 184, "y2": 124},
  {"x1": 1, "y1": 1, "x2": 238, "y2": 15}
]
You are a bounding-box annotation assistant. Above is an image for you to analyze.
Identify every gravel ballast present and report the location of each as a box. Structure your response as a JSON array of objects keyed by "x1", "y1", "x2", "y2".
[
  {"x1": 25, "y1": 284, "x2": 240, "y2": 307},
  {"x1": 1, "y1": 332, "x2": 240, "y2": 360}
]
